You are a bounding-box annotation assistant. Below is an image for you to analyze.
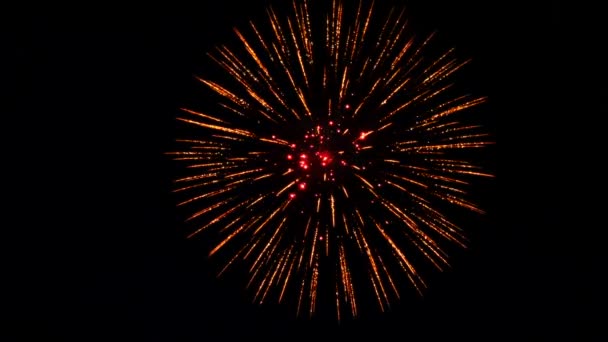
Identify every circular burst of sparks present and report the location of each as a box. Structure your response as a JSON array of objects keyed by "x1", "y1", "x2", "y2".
[{"x1": 170, "y1": 0, "x2": 493, "y2": 319}]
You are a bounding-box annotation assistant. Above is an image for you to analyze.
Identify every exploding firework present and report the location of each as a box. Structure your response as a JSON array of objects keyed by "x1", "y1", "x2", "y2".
[{"x1": 170, "y1": 0, "x2": 493, "y2": 319}]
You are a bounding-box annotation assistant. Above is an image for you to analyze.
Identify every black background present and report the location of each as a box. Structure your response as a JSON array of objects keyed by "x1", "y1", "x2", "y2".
[{"x1": 6, "y1": 1, "x2": 602, "y2": 340}]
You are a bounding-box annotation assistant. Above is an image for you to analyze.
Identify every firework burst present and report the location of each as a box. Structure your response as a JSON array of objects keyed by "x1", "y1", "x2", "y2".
[{"x1": 170, "y1": 0, "x2": 493, "y2": 319}]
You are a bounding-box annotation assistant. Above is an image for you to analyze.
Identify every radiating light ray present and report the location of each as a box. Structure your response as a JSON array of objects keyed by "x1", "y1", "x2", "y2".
[
  {"x1": 338, "y1": 242, "x2": 357, "y2": 317},
  {"x1": 278, "y1": 245, "x2": 296, "y2": 303}
]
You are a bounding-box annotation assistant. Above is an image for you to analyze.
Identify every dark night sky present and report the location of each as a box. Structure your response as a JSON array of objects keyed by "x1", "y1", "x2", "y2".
[{"x1": 6, "y1": 1, "x2": 602, "y2": 340}]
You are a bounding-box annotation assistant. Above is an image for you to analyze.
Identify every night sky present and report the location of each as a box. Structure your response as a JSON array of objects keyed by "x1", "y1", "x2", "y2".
[{"x1": 6, "y1": 1, "x2": 600, "y2": 340}]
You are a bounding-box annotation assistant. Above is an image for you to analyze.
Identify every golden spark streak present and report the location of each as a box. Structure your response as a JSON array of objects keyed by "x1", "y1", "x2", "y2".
[
  {"x1": 259, "y1": 137, "x2": 289, "y2": 146},
  {"x1": 247, "y1": 24, "x2": 300, "y2": 120},
  {"x1": 219, "y1": 103, "x2": 247, "y2": 118},
  {"x1": 373, "y1": 220, "x2": 424, "y2": 288},
  {"x1": 336, "y1": 281, "x2": 341, "y2": 322},
  {"x1": 192, "y1": 164, "x2": 242, "y2": 174},
  {"x1": 270, "y1": 41, "x2": 312, "y2": 118},
  {"x1": 332, "y1": 0, "x2": 343, "y2": 69},
  {"x1": 410, "y1": 211, "x2": 465, "y2": 248},
  {"x1": 265, "y1": 9, "x2": 312, "y2": 119},
  {"x1": 268, "y1": 7, "x2": 290, "y2": 56},
  {"x1": 435, "y1": 183, "x2": 467, "y2": 195},
  {"x1": 339, "y1": 65, "x2": 349, "y2": 105},
  {"x1": 309, "y1": 222, "x2": 319, "y2": 267},
  {"x1": 177, "y1": 186, "x2": 234, "y2": 207},
  {"x1": 381, "y1": 90, "x2": 430, "y2": 122},
  {"x1": 392, "y1": 249, "x2": 425, "y2": 296},
  {"x1": 278, "y1": 246, "x2": 296, "y2": 303},
  {"x1": 303, "y1": 216, "x2": 312, "y2": 237},
  {"x1": 215, "y1": 46, "x2": 283, "y2": 122},
  {"x1": 256, "y1": 221, "x2": 290, "y2": 303},
  {"x1": 175, "y1": 139, "x2": 225, "y2": 145},
  {"x1": 323, "y1": 67, "x2": 329, "y2": 92},
  {"x1": 425, "y1": 59, "x2": 470, "y2": 86},
  {"x1": 443, "y1": 168, "x2": 494, "y2": 178},
  {"x1": 179, "y1": 162, "x2": 226, "y2": 168},
  {"x1": 390, "y1": 36, "x2": 415, "y2": 70},
  {"x1": 369, "y1": 275, "x2": 386, "y2": 312},
  {"x1": 353, "y1": 78, "x2": 382, "y2": 117},
  {"x1": 250, "y1": 216, "x2": 288, "y2": 282},
  {"x1": 218, "y1": 210, "x2": 249, "y2": 234},
  {"x1": 413, "y1": 196, "x2": 464, "y2": 235},
  {"x1": 355, "y1": 225, "x2": 388, "y2": 311},
  {"x1": 400, "y1": 141, "x2": 493, "y2": 152},
  {"x1": 376, "y1": 122, "x2": 393, "y2": 133},
  {"x1": 217, "y1": 240, "x2": 252, "y2": 277},
  {"x1": 377, "y1": 199, "x2": 442, "y2": 250},
  {"x1": 247, "y1": 194, "x2": 268, "y2": 209},
  {"x1": 276, "y1": 179, "x2": 299, "y2": 197},
  {"x1": 400, "y1": 189, "x2": 465, "y2": 245},
  {"x1": 420, "y1": 172, "x2": 469, "y2": 185},
  {"x1": 211, "y1": 134, "x2": 244, "y2": 142},
  {"x1": 325, "y1": 12, "x2": 331, "y2": 60},
  {"x1": 347, "y1": 1, "x2": 363, "y2": 63},
  {"x1": 250, "y1": 256, "x2": 274, "y2": 294},
  {"x1": 179, "y1": 108, "x2": 227, "y2": 123},
  {"x1": 341, "y1": 185, "x2": 349, "y2": 198},
  {"x1": 325, "y1": 228, "x2": 330, "y2": 256},
  {"x1": 177, "y1": 118, "x2": 255, "y2": 139},
  {"x1": 286, "y1": 18, "x2": 309, "y2": 88},
  {"x1": 408, "y1": 232, "x2": 448, "y2": 271},
  {"x1": 170, "y1": 157, "x2": 216, "y2": 161},
  {"x1": 330, "y1": 194, "x2": 336, "y2": 228},
  {"x1": 440, "y1": 133, "x2": 492, "y2": 142},
  {"x1": 357, "y1": 0, "x2": 372, "y2": 54},
  {"x1": 354, "y1": 173, "x2": 375, "y2": 190},
  {"x1": 339, "y1": 243, "x2": 357, "y2": 317},
  {"x1": 195, "y1": 199, "x2": 255, "y2": 239},
  {"x1": 302, "y1": 1, "x2": 313, "y2": 56},
  {"x1": 369, "y1": 8, "x2": 402, "y2": 74},
  {"x1": 355, "y1": 208, "x2": 365, "y2": 226},
  {"x1": 196, "y1": 78, "x2": 250, "y2": 107},
  {"x1": 342, "y1": 213, "x2": 350, "y2": 235},
  {"x1": 380, "y1": 75, "x2": 412, "y2": 106},
  {"x1": 296, "y1": 244, "x2": 306, "y2": 272},
  {"x1": 293, "y1": 1, "x2": 311, "y2": 59},
  {"x1": 256, "y1": 256, "x2": 282, "y2": 303},
  {"x1": 377, "y1": 253, "x2": 400, "y2": 298},
  {"x1": 247, "y1": 21, "x2": 274, "y2": 63},
  {"x1": 186, "y1": 196, "x2": 236, "y2": 223},
  {"x1": 209, "y1": 217, "x2": 251, "y2": 256},
  {"x1": 297, "y1": 276, "x2": 306, "y2": 317},
  {"x1": 425, "y1": 97, "x2": 487, "y2": 123},
  {"x1": 243, "y1": 232, "x2": 266, "y2": 262},
  {"x1": 437, "y1": 192, "x2": 485, "y2": 213},
  {"x1": 385, "y1": 173, "x2": 428, "y2": 188},
  {"x1": 252, "y1": 198, "x2": 291, "y2": 236},
  {"x1": 376, "y1": 199, "x2": 449, "y2": 271},
  {"x1": 223, "y1": 168, "x2": 264, "y2": 180},
  {"x1": 253, "y1": 173, "x2": 273, "y2": 181},
  {"x1": 233, "y1": 29, "x2": 271, "y2": 81},
  {"x1": 379, "y1": 10, "x2": 408, "y2": 71},
  {"x1": 173, "y1": 178, "x2": 223, "y2": 193},
  {"x1": 167, "y1": 148, "x2": 225, "y2": 155},
  {"x1": 309, "y1": 259, "x2": 319, "y2": 317}
]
